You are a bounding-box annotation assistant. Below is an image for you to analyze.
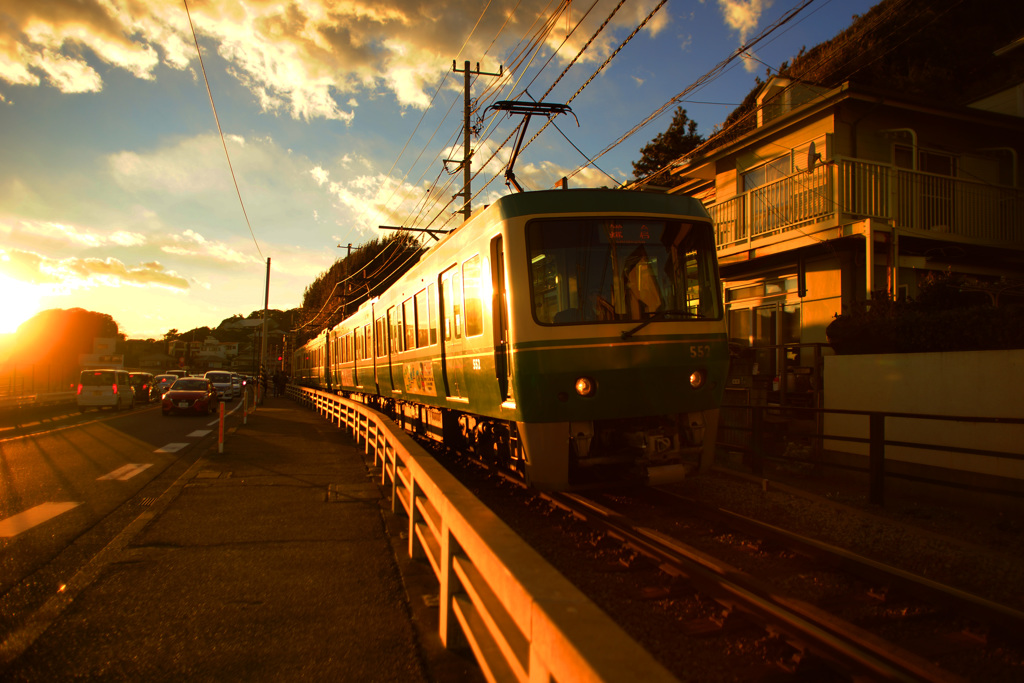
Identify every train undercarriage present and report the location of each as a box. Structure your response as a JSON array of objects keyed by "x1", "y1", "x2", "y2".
[{"x1": 352, "y1": 392, "x2": 717, "y2": 490}]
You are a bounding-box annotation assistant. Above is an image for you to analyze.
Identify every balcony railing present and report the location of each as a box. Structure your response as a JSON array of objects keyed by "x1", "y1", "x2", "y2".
[{"x1": 706, "y1": 158, "x2": 1024, "y2": 250}]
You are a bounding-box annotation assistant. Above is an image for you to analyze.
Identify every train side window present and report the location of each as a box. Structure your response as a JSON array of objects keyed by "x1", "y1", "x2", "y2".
[
  {"x1": 355, "y1": 329, "x2": 363, "y2": 361},
  {"x1": 375, "y1": 317, "x2": 386, "y2": 357},
  {"x1": 363, "y1": 324, "x2": 371, "y2": 360},
  {"x1": 427, "y1": 283, "x2": 438, "y2": 345},
  {"x1": 463, "y1": 255, "x2": 483, "y2": 337},
  {"x1": 403, "y1": 298, "x2": 416, "y2": 350},
  {"x1": 388, "y1": 307, "x2": 400, "y2": 353},
  {"x1": 441, "y1": 271, "x2": 453, "y2": 341},
  {"x1": 453, "y1": 271, "x2": 462, "y2": 339},
  {"x1": 442, "y1": 267, "x2": 462, "y2": 341},
  {"x1": 415, "y1": 289, "x2": 429, "y2": 348}
]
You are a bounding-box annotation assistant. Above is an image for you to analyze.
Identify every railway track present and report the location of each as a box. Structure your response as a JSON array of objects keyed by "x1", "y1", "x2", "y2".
[
  {"x1": 442, "y1": 454, "x2": 1024, "y2": 681},
  {"x1": 550, "y1": 489, "x2": 1022, "y2": 682}
]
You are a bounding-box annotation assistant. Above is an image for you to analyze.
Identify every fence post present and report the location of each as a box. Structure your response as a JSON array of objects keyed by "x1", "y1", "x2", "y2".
[
  {"x1": 750, "y1": 405, "x2": 764, "y2": 477},
  {"x1": 869, "y1": 412, "x2": 885, "y2": 505}
]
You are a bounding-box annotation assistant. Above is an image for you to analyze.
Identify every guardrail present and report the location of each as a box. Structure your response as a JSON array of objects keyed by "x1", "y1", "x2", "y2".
[
  {"x1": 288, "y1": 385, "x2": 677, "y2": 683},
  {"x1": 0, "y1": 391, "x2": 77, "y2": 410}
]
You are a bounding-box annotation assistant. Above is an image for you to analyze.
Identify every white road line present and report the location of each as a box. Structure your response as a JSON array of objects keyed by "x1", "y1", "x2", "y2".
[
  {"x1": 154, "y1": 443, "x2": 188, "y2": 453},
  {"x1": 0, "y1": 502, "x2": 81, "y2": 538},
  {"x1": 97, "y1": 464, "x2": 153, "y2": 481},
  {"x1": 187, "y1": 430, "x2": 212, "y2": 437}
]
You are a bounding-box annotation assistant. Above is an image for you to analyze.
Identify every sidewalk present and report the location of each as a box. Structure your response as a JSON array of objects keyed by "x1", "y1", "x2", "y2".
[{"x1": 3, "y1": 397, "x2": 476, "y2": 682}]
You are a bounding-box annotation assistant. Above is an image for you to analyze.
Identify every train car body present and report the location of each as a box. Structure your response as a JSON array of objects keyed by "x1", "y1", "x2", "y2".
[{"x1": 294, "y1": 189, "x2": 728, "y2": 489}]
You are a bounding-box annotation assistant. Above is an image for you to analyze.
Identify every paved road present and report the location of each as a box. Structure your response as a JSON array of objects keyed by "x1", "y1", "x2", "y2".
[
  {"x1": 0, "y1": 396, "x2": 251, "y2": 597},
  {"x1": 0, "y1": 397, "x2": 480, "y2": 682}
]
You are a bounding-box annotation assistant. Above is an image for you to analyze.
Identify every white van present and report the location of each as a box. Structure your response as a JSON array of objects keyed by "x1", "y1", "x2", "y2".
[
  {"x1": 77, "y1": 369, "x2": 135, "y2": 412},
  {"x1": 205, "y1": 370, "x2": 233, "y2": 400}
]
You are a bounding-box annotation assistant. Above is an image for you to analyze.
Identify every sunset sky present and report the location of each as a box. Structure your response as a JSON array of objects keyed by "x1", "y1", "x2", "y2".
[{"x1": 0, "y1": 0, "x2": 875, "y2": 339}]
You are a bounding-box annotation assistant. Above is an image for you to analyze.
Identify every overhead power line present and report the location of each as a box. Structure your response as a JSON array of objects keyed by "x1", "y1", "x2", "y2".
[{"x1": 182, "y1": 0, "x2": 263, "y2": 261}]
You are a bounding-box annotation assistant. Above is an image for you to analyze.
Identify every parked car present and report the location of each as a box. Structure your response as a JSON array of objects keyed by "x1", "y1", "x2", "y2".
[
  {"x1": 77, "y1": 369, "x2": 134, "y2": 412},
  {"x1": 129, "y1": 372, "x2": 157, "y2": 403},
  {"x1": 153, "y1": 374, "x2": 178, "y2": 397},
  {"x1": 162, "y1": 377, "x2": 217, "y2": 416},
  {"x1": 204, "y1": 370, "x2": 233, "y2": 400}
]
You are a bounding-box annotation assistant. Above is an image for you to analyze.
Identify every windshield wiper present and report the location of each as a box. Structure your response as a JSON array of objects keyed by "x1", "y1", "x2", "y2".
[{"x1": 620, "y1": 310, "x2": 700, "y2": 340}]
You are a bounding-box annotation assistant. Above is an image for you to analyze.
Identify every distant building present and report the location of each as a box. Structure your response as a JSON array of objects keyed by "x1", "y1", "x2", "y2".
[{"x1": 79, "y1": 337, "x2": 123, "y2": 369}]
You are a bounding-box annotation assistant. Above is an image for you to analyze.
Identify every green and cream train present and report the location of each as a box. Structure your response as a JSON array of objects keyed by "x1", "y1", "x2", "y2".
[{"x1": 293, "y1": 188, "x2": 728, "y2": 490}]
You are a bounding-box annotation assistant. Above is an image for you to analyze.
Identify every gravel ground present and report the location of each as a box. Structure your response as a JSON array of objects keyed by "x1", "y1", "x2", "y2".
[
  {"x1": 445, "y1": 455, "x2": 1024, "y2": 681},
  {"x1": 664, "y1": 465, "x2": 1024, "y2": 611}
]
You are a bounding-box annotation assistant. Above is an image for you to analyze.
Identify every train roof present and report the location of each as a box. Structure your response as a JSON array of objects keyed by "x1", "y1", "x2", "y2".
[{"x1": 425, "y1": 188, "x2": 709, "y2": 257}]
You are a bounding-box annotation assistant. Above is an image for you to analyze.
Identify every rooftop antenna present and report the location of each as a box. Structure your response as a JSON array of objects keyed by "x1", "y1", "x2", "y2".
[{"x1": 486, "y1": 101, "x2": 577, "y2": 192}]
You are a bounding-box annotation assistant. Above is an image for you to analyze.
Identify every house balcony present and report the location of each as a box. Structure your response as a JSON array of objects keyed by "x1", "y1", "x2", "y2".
[{"x1": 706, "y1": 158, "x2": 1024, "y2": 256}]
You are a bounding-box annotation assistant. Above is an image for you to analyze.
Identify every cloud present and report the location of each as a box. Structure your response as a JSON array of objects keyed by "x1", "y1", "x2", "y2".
[
  {"x1": 162, "y1": 229, "x2": 264, "y2": 266},
  {"x1": 0, "y1": 0, "x2": 667, "y2": 119},
  {"x1": 0, "y1": 218, "x2": 146, "y2": 249},
  {"x1": 717, "y1": 0, "x2": 769, "y2": 72},
  {"x1": 310, "y1": 165, "x2": 330, "y2": 186},
  {"x1": 0, "y1": 247, "x2": 189, "y2": 291},
  {"x1": 717, "y1": 0, "x2": 768, "y2": 43},
  {"x1": 108, "y1": 134, "x2": 237, "y2": 195}
]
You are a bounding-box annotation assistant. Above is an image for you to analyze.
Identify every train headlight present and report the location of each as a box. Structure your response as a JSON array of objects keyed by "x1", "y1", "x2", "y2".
[
  {"x1": 689, "y1": 370, "x2": 705, "y2": 389},
  {"x1": 574, "y1": 377, "x2": 596, "y2": 397}
]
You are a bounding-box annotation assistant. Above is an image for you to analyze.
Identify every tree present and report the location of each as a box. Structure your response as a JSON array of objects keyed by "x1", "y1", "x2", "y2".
[
  {"x1": 295, "y1": 232, "x2": 424, "y2": 346},
  {"x1": 13, "y1": 308, "x2": 120, "y2": 367},
  {"x1": 631, "y1": 107, "x2": 704, "y2": 187}
]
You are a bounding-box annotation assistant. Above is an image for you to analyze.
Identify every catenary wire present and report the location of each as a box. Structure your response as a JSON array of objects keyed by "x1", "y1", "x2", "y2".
[{"x1": 183, "y1": 0, "x2": 263, "y2": 261}]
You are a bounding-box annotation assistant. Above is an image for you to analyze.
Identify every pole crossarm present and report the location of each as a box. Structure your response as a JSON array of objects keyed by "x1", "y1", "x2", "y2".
[{"x1": 486, "y1": 100, "x2": 577, "y2": 193}]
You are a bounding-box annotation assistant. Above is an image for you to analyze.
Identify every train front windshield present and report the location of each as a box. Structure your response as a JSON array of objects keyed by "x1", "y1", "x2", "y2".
[{"x1": 528, "y1": 218, "x2": 722, "y2": 325}]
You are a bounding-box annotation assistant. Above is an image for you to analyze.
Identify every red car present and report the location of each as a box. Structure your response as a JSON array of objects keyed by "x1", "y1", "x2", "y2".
[{"x1": 162, "y1": 377, "x2": 218, "y2": 416}]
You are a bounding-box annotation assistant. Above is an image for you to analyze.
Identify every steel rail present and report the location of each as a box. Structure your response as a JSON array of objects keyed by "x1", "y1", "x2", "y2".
[
  {"x1": 547, "y1": 492, "x2": 966, "y2": 683},
  {"x1": 677, "y1": 495, "x2": 1024, "y2": 642}
]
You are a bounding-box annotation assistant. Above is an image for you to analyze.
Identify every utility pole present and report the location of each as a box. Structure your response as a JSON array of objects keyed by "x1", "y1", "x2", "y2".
[
  {"x1": 452, "y1": 60, "x2": 502, "y2": 220},
  {"x1": 260, "y1": 257, "x2": 270, "y2": 404}
]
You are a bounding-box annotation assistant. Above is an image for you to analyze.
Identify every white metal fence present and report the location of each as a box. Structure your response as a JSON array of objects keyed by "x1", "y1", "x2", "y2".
[
  {"x1": 290, "y1": 385, "x2": 677, "y2": 683},
  {"x1": 707, "y1": 158, "x2": 1024, "y2": 250}
]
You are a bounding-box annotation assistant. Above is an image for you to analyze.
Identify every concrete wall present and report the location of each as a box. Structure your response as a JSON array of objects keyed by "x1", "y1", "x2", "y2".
[{"x1": 824, "y1": 350, "x2": 1024, "y2": 480}]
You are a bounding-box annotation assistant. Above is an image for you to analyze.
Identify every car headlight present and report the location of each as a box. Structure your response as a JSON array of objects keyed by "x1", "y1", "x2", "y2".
[{"x1": 574, "y1": 377, "x2": 596, "y2": 397}]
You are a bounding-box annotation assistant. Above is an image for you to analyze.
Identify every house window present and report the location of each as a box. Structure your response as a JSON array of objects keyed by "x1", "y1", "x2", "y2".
[{"x1": 742, "y1": 156, "x2": 791, "y2": 191}]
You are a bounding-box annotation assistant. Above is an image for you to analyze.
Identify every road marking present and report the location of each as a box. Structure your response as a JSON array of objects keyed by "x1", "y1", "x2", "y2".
[
  {"x1": 0, "y1": 502, "x2": 81, "y2": 538},
  {"x1": 155, "y1": 443, "x2": 188, "y2": 453},
  {"x1": 187, "y1": 430, "x2": 212, "y2": 437},
  {"x1": 97, "y1": 464, "x2": 153, "y2": 481}
]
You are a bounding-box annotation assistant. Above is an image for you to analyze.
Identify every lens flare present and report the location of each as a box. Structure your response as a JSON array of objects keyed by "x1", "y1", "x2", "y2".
[{"x1": 0, "y1": 274, "x2": 43, "y2": 334}]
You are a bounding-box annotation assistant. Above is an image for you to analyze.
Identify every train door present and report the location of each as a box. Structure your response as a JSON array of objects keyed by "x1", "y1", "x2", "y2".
[
  {"x1": 440, "y1": 265, "x2": 466, "y2": 399},
  {"x1": 490, "y1": 235, "x2": 512, "y2": 403}
]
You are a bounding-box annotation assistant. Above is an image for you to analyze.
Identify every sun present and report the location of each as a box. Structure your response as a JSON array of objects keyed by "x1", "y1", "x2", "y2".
[{"x1": 0, "y1": 274, "x2": 43, "y2": 334}]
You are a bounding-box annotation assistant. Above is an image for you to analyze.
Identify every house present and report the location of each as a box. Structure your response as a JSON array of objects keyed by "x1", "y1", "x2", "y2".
[{"x1": 665, "y1": 76, "x2": 1024, "y2": 400}]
